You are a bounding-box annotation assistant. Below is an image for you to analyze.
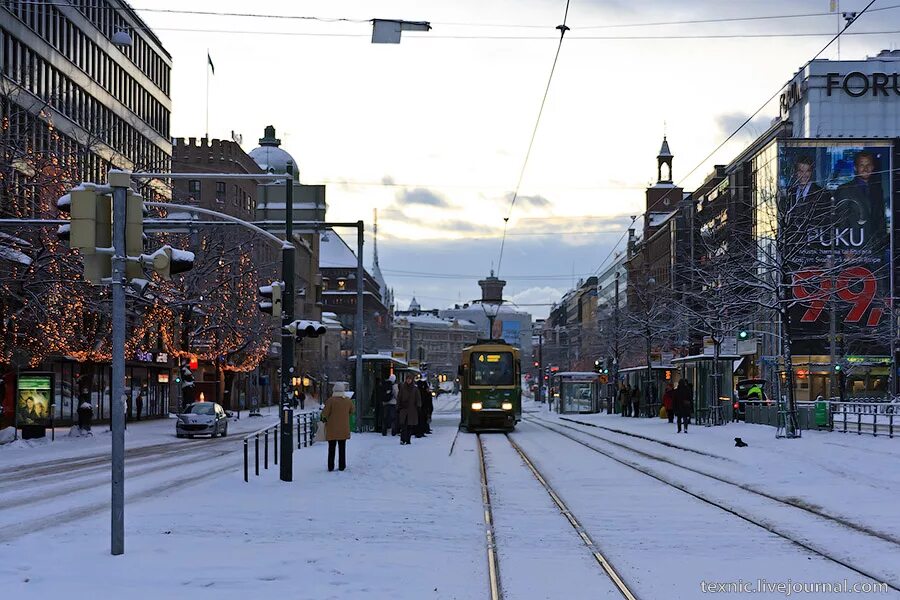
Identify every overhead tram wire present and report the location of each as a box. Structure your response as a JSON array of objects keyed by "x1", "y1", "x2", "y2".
[
  {"x1": 20, "y1": 1, "x2": 900, "y2": 31},
  {"x1": 496, "y1": 0, "x2": 573, "y2": 277}
]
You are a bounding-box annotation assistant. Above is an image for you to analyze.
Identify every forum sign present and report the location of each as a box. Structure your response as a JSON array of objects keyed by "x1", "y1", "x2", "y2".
[{"x1": 825, "y1": 72, "x2": 900, "y2": 97}]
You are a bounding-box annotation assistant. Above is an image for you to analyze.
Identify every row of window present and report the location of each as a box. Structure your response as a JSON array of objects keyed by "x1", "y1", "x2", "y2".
[
  {"x1": 2, "y1": 29, "x2": 169, "y2": 171},
  {"x1": 2, "y1": 6, "x2": 170, "y2": 137},
  {"x1": 5, "y1": 0, "x2": 170, "y2": 94},
  {"x1": 184, "y1": 179, "x2": 257, "y2": 213}
]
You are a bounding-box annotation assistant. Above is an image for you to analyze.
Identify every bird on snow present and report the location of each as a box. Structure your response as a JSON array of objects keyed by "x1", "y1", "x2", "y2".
[{"x1": 734, "y1": 437, "x2": 748, "y2": 447}]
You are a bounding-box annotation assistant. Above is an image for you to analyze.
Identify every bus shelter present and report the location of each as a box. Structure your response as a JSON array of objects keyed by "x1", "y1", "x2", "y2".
[
  {"x1": 672, "y1": 354, "x2": 740, "y2": 423},
  {"x1": 347, "y1": 354, "x2": 417, "y2": 432},
  {"x1": 618, "y1": 365, "x2": 679, "y2": 417},
  {"x1": 552, "y1": 372, "x2": 601, "y2": 414}
]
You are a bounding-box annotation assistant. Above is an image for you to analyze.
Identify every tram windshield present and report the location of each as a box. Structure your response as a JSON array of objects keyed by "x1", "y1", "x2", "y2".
[{"x1": 471, "y1": 352, "x2": 515, "y2": 386}]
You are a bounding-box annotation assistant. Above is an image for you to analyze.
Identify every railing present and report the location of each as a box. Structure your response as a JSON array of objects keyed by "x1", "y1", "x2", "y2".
[
  {"x1": 243, "y1": 410, "x2": 321, "y2": 482},
  {"x1": 829, "y1": 401, "x2": 897, "y2": 438}
]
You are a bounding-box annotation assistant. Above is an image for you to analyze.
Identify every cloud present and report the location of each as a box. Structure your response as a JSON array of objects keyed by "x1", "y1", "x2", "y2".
[
  {"x1": 508, "y1": 286, "x2": 567, "y2": 311},
  {"x1": 714, "y1": 112, "x2": 772, "y2": 139},
  {"x1": 512, "y1": 193, "x2": 551, "y2": 210},
  {"x1": 395, "y1": 187, "x2": 450, "y2": 209}
]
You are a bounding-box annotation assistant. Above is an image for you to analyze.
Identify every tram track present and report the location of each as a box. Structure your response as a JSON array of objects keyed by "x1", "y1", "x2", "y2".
[
  {"x1": 541, "y1": 415, "x2": 900, "y2": 547},
  {"x1": 475, "y1": 432, "x2": 637, "y2": 600},
  {"x1": 527, "y1": 416, "x2": 900, "y2": 592}
]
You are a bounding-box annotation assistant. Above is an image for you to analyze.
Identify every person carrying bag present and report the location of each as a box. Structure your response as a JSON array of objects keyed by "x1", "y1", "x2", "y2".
[{"x1": 321, "y1": 382, "x2": 355, "y2": 471}]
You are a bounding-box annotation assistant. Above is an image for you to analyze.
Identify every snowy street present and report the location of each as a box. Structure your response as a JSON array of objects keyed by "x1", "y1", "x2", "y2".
[{"x1": 1, "y1": 394, "x2": 899, "y2": 599}]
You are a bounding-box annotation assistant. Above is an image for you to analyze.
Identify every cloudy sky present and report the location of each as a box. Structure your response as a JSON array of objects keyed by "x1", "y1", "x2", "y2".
[{"x1": 138, "y1": 0, "x2": 900, "y2": 317}]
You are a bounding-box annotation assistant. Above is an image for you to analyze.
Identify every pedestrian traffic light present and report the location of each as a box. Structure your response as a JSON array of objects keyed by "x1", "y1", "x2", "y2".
[
  {"x1": 258, "y1": 281, "x2": 284, "y2": 317},
  {"x1": 147, "y1": 245, "x2": 194, "y2": 281},
  {"x1": 285, "y1": 319, "x2": 327, "y2": 340}
]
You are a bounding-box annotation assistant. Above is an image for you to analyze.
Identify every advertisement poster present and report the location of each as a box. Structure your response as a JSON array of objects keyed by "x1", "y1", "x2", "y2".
[
  {"x1": 779, "y1": 142, "x2": 892, "y2": 355},
  {"x1": 497, "y1": 320, "x2": 521, "y2": 346},
  {"x1": 16, "y1": 372, "x2": 54, "y2": 428}
]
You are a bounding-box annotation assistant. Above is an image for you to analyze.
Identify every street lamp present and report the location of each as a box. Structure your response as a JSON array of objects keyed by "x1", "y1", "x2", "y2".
[{"x1": 477, "y1": 301, "x2": 503, "y2": 340}]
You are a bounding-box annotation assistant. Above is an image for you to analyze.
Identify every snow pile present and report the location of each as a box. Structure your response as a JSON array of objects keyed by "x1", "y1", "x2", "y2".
[{"x1": 0, "y1": 427, "x2": 15, "y2": 445}]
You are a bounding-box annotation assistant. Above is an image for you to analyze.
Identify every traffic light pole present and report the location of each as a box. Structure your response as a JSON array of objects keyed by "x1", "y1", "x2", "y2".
[
  {"x1": 356, "y1": 221, "x2": 364, "y2": 432},
  {"x1": 280, "y1": 163, "x2": 294, "y2": 482},
  {"x1": 108, "y1": 171, "x2": 130, "y2": 556}
]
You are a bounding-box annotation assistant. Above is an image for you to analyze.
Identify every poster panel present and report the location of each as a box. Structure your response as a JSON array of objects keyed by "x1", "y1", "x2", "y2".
[
  {"x1": 500, "y1": 320, "x2": 521, "y2": 346},
  {"x1": 16, "y1": 372, "x2": 54, "y2": 428},
  {"x1": 779, "y1": 142, "x2": 892, "y2": 355}
]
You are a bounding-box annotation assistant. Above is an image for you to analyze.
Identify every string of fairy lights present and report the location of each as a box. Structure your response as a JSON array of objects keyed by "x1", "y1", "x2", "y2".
[{"x1": 0, "y1": 110, "x2": 276, "y2": 373}]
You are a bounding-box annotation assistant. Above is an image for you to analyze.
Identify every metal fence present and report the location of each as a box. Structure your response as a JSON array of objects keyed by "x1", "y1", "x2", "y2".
[
  {"x1": 242, "y1": 410, "x2": 321, "y2": 482},
  {"x1": 742, "y1": 398, "x2": 898, "y2": 438}
]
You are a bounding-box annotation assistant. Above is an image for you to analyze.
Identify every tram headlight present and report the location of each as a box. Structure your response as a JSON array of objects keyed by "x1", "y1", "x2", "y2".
[
  {"x1": 501, "y1": 402, "x2": 513, "y2": 411},
  {"x1": 471, "y1": 402, "x2": 483, "y2": 411}
]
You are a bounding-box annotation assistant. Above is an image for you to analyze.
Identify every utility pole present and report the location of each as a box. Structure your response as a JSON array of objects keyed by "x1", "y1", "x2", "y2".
[
  {"x1": 108, "y1": 170, "x2": 129, "y2": 556},
  {"x1": 280, "y1": 162, "x2": 294, "y2": 481},
  {"x1": 612, "y1": 271, "x2": 620, "y2": 415},
  {"x1": 355, "y1": 221, "x2": 364, "y2": 431},
  {"x1": 829, "y1": 193, "x2": 838, "y2": 400},
  {"x1": 538, "y1": 331, "x2": 544, "y2": 404}
]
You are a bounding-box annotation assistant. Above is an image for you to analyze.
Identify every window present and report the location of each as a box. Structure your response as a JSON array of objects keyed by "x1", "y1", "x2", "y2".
[
  {"x1": 188, "y1": 180, "x2": 200, "y2": 197},
  {"x1": 215, "y1": 181, "x2": 225, "y2": 203}
]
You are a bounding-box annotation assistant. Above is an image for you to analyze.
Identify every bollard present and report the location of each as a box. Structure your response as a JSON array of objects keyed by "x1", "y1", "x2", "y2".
[
  {"x1": 243, "y1": 439, "x2": 248, "y2": 482},
  {"x1": 274, "y1": 424, "x2": 278, "y2": 465},
  {"x1": 264, "y1": 430, "x2": 269, "y2": 470},
  {"x1": 255, "y1": 433, "x2": 260, "y2": 476}
]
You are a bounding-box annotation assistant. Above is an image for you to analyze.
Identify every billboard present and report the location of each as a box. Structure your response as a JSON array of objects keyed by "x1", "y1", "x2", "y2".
[
  {"x1": 492, "y1": 319, "x2": 521, "y2": 346},
  {"x1": 779, "y1": 142, "x2": 892, "y2": 355},
  {"x1": 16, "y1": 372, "x2": 54, "y2": 428}
]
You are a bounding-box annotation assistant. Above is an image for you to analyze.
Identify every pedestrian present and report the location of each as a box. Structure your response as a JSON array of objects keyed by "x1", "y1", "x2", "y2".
[
  {"x1": 382, "y1": 374, "x2": 398, "y2": 436},
  {"x1": 299, "y1": 391, "x2": 306, "y2": 410},
  {"x1": 674, "y1": 379, "x2": 693, "y2": 433},
  {"x1": 321, "y1": 382, "x2": 355, "y2": 471},
  {"x1": 631, "y1": 384, "x2": 641, "y2": 418},
  {"x1": 662, "y1": 383, "x2": 675, "y2": 423},
  {"x1": 415, "y1": 378, "x2": 431, "y2": 437},
  {"x1": 397, "y1": 373, "x2": 421, "y2": 445},
  {"x1": 135, "y1": 386, "x2": 145, "y2": 421},
  {"x1": 618, "y1": 383, "x2": 630, "y2": 416}
]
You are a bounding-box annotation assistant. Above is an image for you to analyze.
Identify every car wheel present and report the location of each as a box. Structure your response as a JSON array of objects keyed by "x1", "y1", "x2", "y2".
[{"x1": 221, "y1": 425, "x2": 227, "y2": 437}]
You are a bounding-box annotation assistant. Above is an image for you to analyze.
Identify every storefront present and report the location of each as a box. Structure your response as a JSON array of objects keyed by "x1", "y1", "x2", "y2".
[{"x1": 48, "y1": 352, "x2": 173, "y2": 423}]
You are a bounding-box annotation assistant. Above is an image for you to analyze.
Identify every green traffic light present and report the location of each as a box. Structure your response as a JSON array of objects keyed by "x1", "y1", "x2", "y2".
[
  {"x1": 738, "y1": 330, "x2": 749, "y2": 339},
  {"x1": 834, "y1": 364, "x2": 842, "y2": 372}
]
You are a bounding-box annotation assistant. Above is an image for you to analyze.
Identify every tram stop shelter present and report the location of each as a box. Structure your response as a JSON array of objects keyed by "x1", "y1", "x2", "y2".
[
  {"x1": 347, "y1": 354, "x2": 419, "y2": 432},
  {"x1": 672, "y1": 354, "x2": 741, "y2": 423},
  {"x1": 552, "y1": 372, "x2": 601, "y2": 414},
  {"x1": 618, "y1": 365, "x2": 679, "y2": 417}
]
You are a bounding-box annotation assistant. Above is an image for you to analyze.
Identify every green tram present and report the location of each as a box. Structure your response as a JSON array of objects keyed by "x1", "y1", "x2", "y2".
[{"x1": 458, "y1": 341, "x2": 522, "y2": 431}]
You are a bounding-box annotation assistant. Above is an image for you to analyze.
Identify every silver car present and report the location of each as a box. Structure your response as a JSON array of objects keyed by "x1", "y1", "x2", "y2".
[{"x1": 176, "y1": 402, "x2": 230, "y2": 438}]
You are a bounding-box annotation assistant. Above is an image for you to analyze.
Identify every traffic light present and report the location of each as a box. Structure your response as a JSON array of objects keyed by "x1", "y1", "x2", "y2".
[
  {"x1": 285, "y1": 319, "x2": 327, "y2": 340},
  {"x1": 258, "y1": 281, "x2": 284, "y2": 317},
  {"x1": 834, "y1": 363, "x2": 842, "y2": 372},
  {"x1": 125, "y1": 191, "x2": 147, "y2": 280},
  {"x1": 593, "y1": 359, "x2": 602, "y2": 373},
  {"x1": 738, "y1": 329, "x2": 749, "y2": 340},
  {"x1": 147, "y1": 245, "x2": 194, "y2": 281},
  {"x1": 56, "y1": 185, "x2": 112, "y2": 283},
  {"x1": 533, "y1": 361, "x2": 539, "y2": 368}
]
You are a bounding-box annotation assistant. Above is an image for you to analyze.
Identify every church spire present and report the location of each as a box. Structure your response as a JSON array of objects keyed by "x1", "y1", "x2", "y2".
[{"x1": 657, "y1": 135, "x2": 673, "y2": 184}]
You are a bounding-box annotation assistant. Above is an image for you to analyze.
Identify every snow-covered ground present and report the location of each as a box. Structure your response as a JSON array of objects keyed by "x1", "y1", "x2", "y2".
[{"x1": 1, "y1": 394, "x2": 898, "y2": 599}]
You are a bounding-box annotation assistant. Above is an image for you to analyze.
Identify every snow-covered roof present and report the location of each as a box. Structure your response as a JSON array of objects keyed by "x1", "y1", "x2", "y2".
[
  {"x1": 647, "y1": 211, "x2": 676, "y2": 227},
  {"x1": 249, "y1": 146, "x2": 297, "y2": 177},
  {"x1": 398, "y1": 314, "x2": 479, "y2": 329},
  {"x1": 319, "y1": 230, "x2": 358, "y2": 269}
]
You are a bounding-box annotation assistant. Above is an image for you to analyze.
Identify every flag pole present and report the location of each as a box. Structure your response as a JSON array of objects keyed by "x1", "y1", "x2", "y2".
[{"x1": 205, "y1": 49, "x2": 209, "y2": 139}]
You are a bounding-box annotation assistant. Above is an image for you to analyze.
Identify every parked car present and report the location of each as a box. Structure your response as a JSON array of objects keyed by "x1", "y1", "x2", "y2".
[
  {"x1": 175, "y1": 402, "x2": 231, "y2": 438},
  {"x1": 733, "y1": 379, "x2": 770, "y2": 421}
]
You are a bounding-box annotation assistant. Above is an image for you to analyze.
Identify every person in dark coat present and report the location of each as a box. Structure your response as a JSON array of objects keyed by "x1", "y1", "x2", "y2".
[
  {"x1": 397, "y1": 374, "x2": 421, "y2": 445},
  {"x1": 631, "y1": 384, "x2": 641, "y2": 418},
  {"x1": 321, "y1": 382, "x2": 355, "y2": 471},
  {"x1": 674, "y1": 379, "x2": 693, "y2": 433},
  {"x1": 135, "y1": 386, "x2": 145, "y2": 421},
  {"x1": 619, "y1": 383, "x2": 630, "y2": 417},
  {"x1": 662, "y1": 383, "x2": 675, "y2": 423},
  {"x1": 415, "y1": 379, "x2": 432, "y2": 436},
  {"x1": 77, "y1": 401, "x2": 93, "y2": 432}
]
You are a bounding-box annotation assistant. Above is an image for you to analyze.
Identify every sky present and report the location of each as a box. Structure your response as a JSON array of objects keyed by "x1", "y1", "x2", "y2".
[{"x1": 136, "y1": 0, "x2": 900, "y2": 318}]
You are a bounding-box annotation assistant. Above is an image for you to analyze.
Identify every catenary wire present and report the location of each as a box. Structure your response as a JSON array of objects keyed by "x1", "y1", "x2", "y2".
[{"x1": 496, "y1": 0, "x2": 572, "y2": 277}]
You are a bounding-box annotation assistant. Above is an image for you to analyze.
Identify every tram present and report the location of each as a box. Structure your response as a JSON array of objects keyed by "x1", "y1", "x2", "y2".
[{"x1": 458, "y1": 340, "x2": 521, "y2": 431}]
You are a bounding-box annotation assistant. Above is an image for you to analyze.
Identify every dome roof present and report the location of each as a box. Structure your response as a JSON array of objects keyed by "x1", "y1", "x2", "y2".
[{"x1": 249, "y1": 125, "x2": 299, "y2": 178}]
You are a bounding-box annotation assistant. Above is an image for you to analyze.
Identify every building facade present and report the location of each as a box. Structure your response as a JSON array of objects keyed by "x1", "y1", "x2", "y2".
[{"x1": 392, "y1": 302, "x2": 479, "y2": 377}]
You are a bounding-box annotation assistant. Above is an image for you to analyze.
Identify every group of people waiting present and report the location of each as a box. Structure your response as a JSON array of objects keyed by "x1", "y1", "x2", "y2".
[
  {"x1": 616, "y1": 379, "x2": 695, "y2": 433},
  {"x1": 379, "y1": 373, "x2": 434, "y2": 444}
]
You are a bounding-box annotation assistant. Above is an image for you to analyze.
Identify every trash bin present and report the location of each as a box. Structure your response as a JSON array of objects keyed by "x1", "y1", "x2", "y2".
[{"x1": 814, "y1": 400, "x2": 829, "y2": 428}]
